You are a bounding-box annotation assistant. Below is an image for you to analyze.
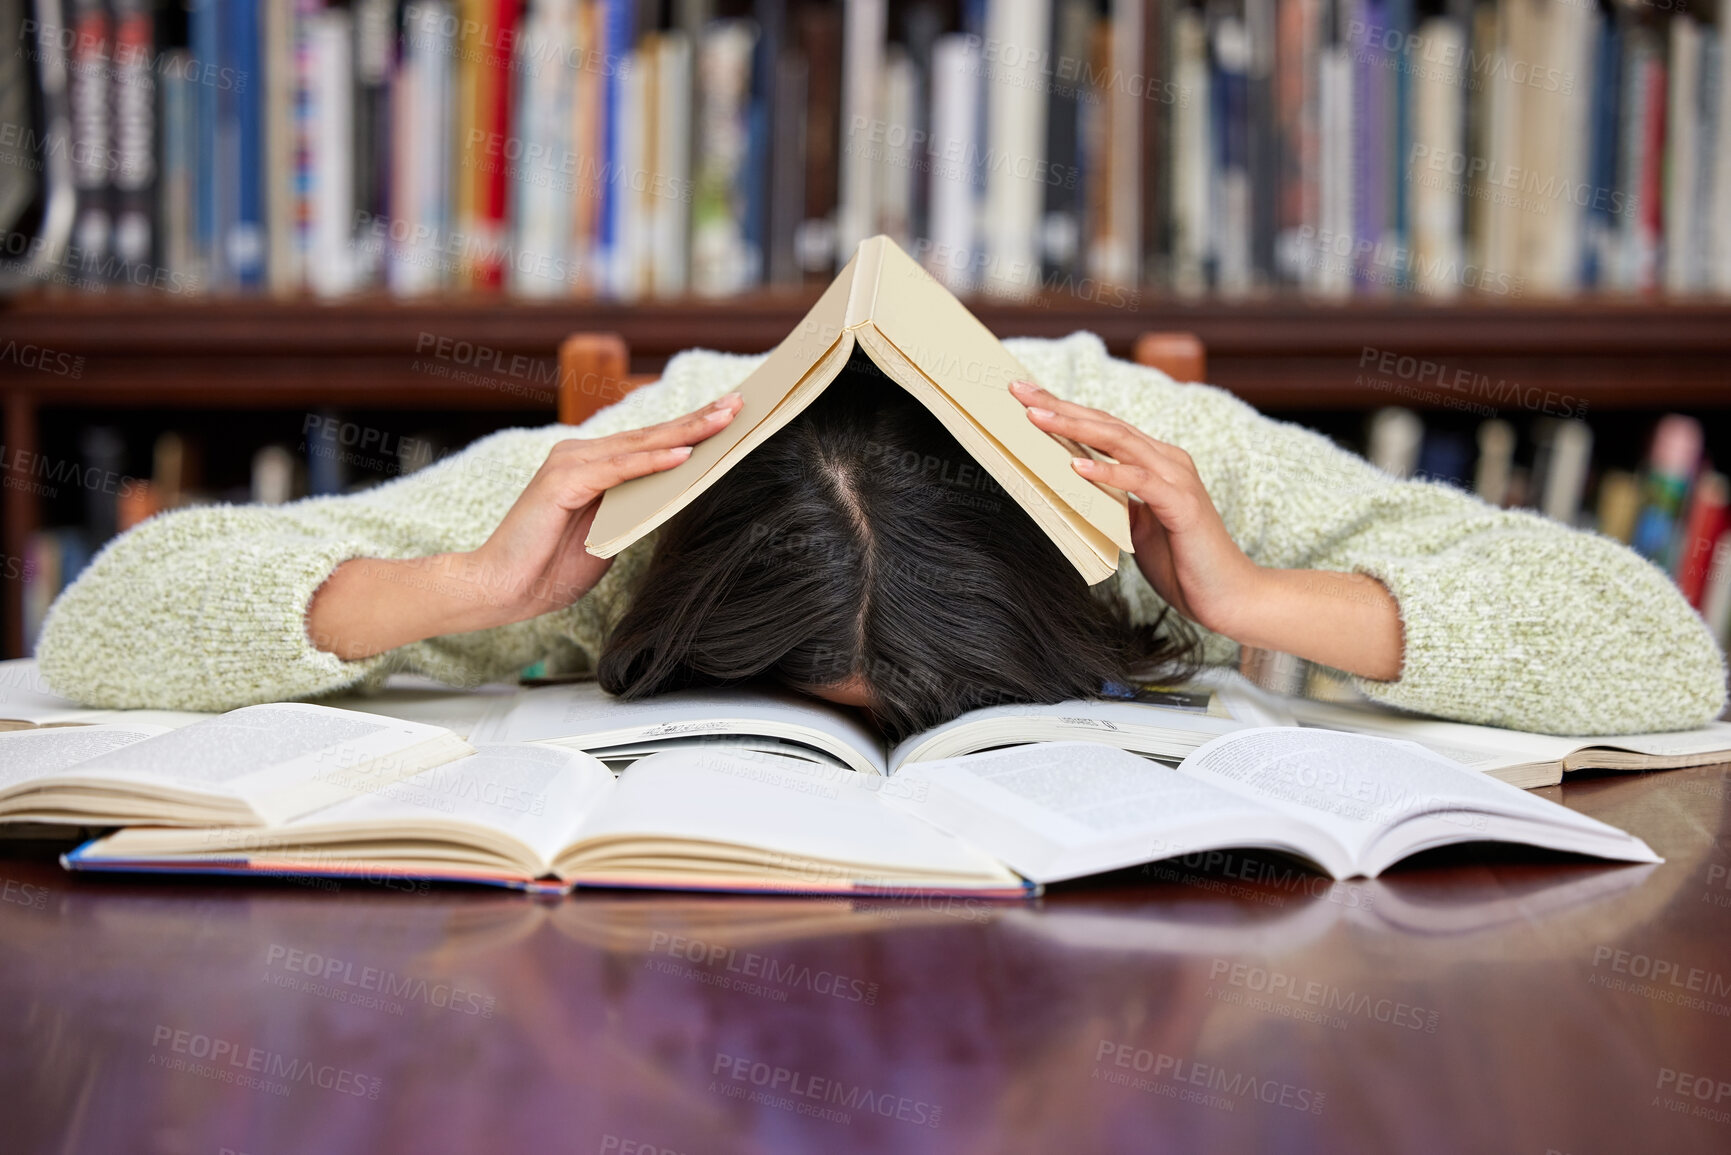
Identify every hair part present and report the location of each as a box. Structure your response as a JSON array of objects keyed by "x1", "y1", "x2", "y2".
[{"x1": 597, "y1": 352, "x2": 1200, "y2": 742}]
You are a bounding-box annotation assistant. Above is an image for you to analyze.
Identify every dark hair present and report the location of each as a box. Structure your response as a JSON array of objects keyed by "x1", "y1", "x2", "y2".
[{"x1": 597, "y1": 352, "x2": 1200, "y2": 742}]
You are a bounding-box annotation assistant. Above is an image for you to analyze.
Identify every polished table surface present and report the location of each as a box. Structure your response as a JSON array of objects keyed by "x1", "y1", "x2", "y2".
[{"x1": 4, "y1": 763, "x2": 1731, "y2": 1155}]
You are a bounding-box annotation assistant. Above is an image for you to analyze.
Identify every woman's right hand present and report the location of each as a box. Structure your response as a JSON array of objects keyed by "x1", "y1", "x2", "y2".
[
  {"x1": 307, "y1": 393, "x2": 742, "y2": 660},
  {"x1": 464, "y1": 392, "x2": 743, "y2": 625}
]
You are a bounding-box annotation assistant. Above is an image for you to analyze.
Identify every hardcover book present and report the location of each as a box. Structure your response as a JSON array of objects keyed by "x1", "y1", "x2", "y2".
[{"x1": 585, "y1": 234, "x2": 1135, "y2": 582}]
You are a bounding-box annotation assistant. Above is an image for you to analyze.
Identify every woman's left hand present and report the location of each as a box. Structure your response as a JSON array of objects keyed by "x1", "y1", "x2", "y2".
[
  {"x1": 1010, "y1": 379, "x2": 1263, "y2": 638},
  {"x1": 1010, "y1": 379, "x2": 1405, "y2": 681}
]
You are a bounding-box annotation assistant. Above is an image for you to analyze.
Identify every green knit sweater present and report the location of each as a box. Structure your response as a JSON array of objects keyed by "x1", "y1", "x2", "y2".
[{"x1": 36, "y1": 332, "x2": 1727, "y2": 735}]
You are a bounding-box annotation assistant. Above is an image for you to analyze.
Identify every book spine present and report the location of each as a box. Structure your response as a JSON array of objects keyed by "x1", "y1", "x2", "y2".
[
  {"x1": 1581, "y1": 10, "x2": 1621, "y2": 289},
  {"x1": 69, "y1": 0, "x2": 113, "y2": 282},
  {"x1": 653, "y1": 31, "x2": 694, "y2": 295},
  {"x1": 158, "y1": 49, "x2": 194, "y2": 288},
  {"x1": 1665, "y1": 14, "x2": 1700, "y2": 294},
  {"x1": 306, "y1": 9, "x2": 354, "y2": 298},
  {"x1": 595, "y1": 0, "x2": 636, "y2": 295},
  {"x1": 1043, "y1": 0, "x2": 1089, "y2": 282},
  {"x1": 352, "y1": 0, "x2": 397, "y2": 289},
  {"x1": 795, "y1": 2, "x2": 841, "y2": 278},
  {"x1": 981, "y1": 0, "x2": 1049, "y2": 299},
  {"x1": 1677, "y1": 472, "x2": 1728, "y2": 606},
  {"x1": 225, "y1": 0, "x2": 264, "y2": 287},
  {"x1": 766, "y1": 44, "x2": 805, "y2": 287},
  {"x1": 836, "y1": 0, "x2": 886, "y2": 260},
  {"x1": 264, "y1": 0, "x2": 300, "y2": 293},
  {"x1": 925, "y1": 33, "x2": 980, "y2": 293},
  {"x1": 110, "y1": 0, "x2": 154, "y2": 284}
]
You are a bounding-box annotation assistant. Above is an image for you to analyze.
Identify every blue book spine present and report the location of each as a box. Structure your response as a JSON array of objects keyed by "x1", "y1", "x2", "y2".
[
  {"x1": 191, "y1": 0, "x2": 220, "y2": 283},
  {"x1": 597, "y1": 0, "x2": 634, "y2": 295},
  {"x1": 225, "y1": 0, "x2": 265, "y2": 286},
  {"x1": 1583, "y1": 17, "x2": 1623, "y2": 287}
]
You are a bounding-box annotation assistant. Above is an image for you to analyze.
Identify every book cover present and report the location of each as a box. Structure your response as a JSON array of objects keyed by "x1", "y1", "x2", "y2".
[{"x1": 587, "y1": 234, "x2": 1135, "y2": 582}]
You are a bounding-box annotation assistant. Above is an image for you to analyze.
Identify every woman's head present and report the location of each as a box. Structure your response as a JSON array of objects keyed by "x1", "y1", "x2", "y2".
[{"x1": 597, "y1": 353, "x2": 1198, "y2": 741}]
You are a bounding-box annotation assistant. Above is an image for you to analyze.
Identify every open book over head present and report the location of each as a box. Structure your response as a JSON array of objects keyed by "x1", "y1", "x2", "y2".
[{"x1": 585, "y1": 234, "x2": 1133, "y2": 582}]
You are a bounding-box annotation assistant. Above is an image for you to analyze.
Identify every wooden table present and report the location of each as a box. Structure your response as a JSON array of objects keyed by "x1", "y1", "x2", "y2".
[{"x1": 3, "y1": 763, "x2": 1729, "y2": 1154}]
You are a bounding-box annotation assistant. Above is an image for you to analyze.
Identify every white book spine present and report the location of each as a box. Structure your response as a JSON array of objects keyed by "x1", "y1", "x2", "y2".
[
  {"x1": 981, "y1": 0, "x2": 1049, "y2": 299},
  {"x1": 1537, "y1": 1, "x2": 1594, "y2": 296},
  {"x1": 307, "y1": 12, "x2": 354, "y2": 299},
  {"x1": 836, "y1": 0, "x2": 887, "y2": 262},
  {"x1": 926, "y1": 33, "x2": 980, "y2": 295},
  {"x1": 1540, "y1": 419, "x2": 1593, "y2": 525},
  {"x1": 1692, "y1": 27, "x2": 1720, "y2": 293},
  {"x1": 1172, "y1": 8, "x2": 1212, "y2": 297},
  {"x1": 651, "y1": 31, "x2": 692, "y2": 297},
  {"x1": 1666, "y1": 15, "x2": 1701, "y2": 294},
  {"x1": 1716, "y1": 3, "x2": 1731, "y2": 294},
  {"x1": 612, "y1": 45, "x2": 649, "y2": 300},
  {"x1": 510, "y1": 0, "x2": 574, "y2": 298},
  {"x1": 1314, "y1": 26, "x2": 1350, "y2": 298},
  {"x1": 876, "y1": 45, "x2": 917, "y2": 255},
  {"x1": 1409, "y1": 18, "x2": 1463, "y2": 299}
]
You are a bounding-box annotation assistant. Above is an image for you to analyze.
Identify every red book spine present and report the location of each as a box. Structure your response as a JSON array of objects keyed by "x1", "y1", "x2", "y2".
[
  {"x1": 1678, "y1": 474, "x2": 1729, "y2": 607},
  {"x1": 479, "y1": 0, "x2": 522, "y2": 289}
]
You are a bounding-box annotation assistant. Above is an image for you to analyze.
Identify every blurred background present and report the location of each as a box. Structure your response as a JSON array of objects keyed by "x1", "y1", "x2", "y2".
[{"x1": 0, "y1": 0, "x2": 1727, "y2": 666}]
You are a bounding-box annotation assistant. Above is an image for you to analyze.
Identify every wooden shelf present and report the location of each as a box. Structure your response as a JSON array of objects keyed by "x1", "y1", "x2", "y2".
[
  {"x1": 4, "y1": 292, "x2": 1731, "y2": 408},
  {"x1": 5, "y1": 291, "x2": 1731, "y2": 657}
]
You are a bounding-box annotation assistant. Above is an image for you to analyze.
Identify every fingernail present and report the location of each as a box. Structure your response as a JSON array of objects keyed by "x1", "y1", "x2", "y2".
[
  {"x1": 1010, "y1": 380, "x2": 1035, "y2": 394},
  {"x1": 672, "y1": 445, "x2": 693, "y2": 458},
  {"x1": 1028, "y1": 406, "x2": 1055, "y2": 419},
  {"x1": 1071, "y1": 456, "x2": 1093, "y2": 471}
]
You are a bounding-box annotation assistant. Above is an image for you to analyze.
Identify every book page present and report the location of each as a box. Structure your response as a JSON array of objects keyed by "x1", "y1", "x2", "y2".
[
  {"x1": 53, "y1": 704, "x2": 471, "y2": 823},
  {"x1": 560, "y1": 749, "x2": 1017, "y2": 887},
  {"x1": 315, "y1": 676, "x2": 522, "y2": 739},
  {"x1": 1285, "y1": 698, "x2": 1581, "y2": 771},
  {"x1": 235, "y1": 743, "x2": 614, "y2": 868},
  {"x1": 475, "y1": 683, "x2": 887, "y2": 775},
  {"x1": 0, "y1": 725, "x2": 169, "y2": 789},
  {"x1": 1572, "y1": 721, "x2": 1731, "y2": 758},
  {"x1": 1176, "y1": 728, "x2": 1629, "y2": 863},
  {"x1": 887, "y1": 742, "x2": 1319, "y2": 883},
  {"x1": 890, "y1": 697, "x2": 1242, "y2": 769}
]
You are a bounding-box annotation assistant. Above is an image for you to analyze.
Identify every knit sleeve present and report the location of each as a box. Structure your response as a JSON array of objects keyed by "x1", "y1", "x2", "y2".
[
  {"x1": 35, "y1": 426, "x2": 571, "y2": 711},
  {"x1": 1019, "y1": 333, "x2": 1728, "y2": 736}
]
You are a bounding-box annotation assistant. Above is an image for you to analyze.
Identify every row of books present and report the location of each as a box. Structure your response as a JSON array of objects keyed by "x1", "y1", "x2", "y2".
[
  {"x1": 20, "y1": 406, "x2": 1731, "y2": 653},
  {"x1": 1367, "y1": 406, "x2": 1731, "y2": 650},
  {"x1": 26, "y1": 0, "x2": 1731, "y2": 300}
]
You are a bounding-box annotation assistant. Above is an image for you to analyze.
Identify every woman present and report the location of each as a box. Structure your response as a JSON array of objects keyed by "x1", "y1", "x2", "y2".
[{"x1": 35, "y1": 332, "x2": 1726, "y2": 738}]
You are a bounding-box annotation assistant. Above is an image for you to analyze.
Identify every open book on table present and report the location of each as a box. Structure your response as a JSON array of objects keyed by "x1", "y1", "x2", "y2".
[
  {"x1": 65, "y1": 744, "x2": 1030, "y2": 897},
  {"x1": 1276, "y1": 696, "x2": 1731, "y2": 789},
  {"x1": 468, "y1": 680, "x2": 1253, "y2": 774},
  {"x1": 64, "y1": 726, "x2": 1657, "y2": 895},
  {"x1": 585, "y1": 234, "x2": 1132, "y2": 582},
  {"x1": 0, "y1": 704, "x2": 473, "y2": 826},
  {"x1": 881, "y1": 727, "x2": 1660, "y2": 882}
]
